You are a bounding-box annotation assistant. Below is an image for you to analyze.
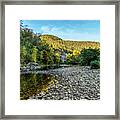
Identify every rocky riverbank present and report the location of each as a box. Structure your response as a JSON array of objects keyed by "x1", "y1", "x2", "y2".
[{"x1": 28, "y1": 66, "x2": 100, "y2": 100}]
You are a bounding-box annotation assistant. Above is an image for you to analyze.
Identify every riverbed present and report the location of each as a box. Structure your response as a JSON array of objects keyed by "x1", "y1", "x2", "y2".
[{"x1": 20, "y1": 66, "x2": 100, "y2": 100}]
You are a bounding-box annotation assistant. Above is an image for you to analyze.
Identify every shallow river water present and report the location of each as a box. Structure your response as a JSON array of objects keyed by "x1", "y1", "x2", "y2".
[{"x1": 20, "y1": 73, "x2": 58, "y2": 100}]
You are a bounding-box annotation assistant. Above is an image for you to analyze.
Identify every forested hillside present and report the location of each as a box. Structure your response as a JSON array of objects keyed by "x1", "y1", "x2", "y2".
[{"x1": 40, "y1": 34, "x2": 100, "y2": 53}]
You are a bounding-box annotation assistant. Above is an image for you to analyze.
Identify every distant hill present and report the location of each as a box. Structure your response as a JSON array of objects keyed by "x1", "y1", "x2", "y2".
[{"x1": 40, "y1": 34, "x2": 100, "y2": 52}]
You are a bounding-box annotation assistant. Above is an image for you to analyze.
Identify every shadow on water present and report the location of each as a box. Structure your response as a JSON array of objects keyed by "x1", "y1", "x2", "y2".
[{"x1": 20, "y1": 73, "x2": 58, "y2": 100}]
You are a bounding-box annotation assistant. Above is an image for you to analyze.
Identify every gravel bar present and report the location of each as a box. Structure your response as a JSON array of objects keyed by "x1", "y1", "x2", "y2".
[{"x1": 29, "y1": 66, "x2": 100, "y2": 100}]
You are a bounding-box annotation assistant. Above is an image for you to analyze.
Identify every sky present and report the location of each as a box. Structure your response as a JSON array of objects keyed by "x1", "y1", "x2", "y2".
[{"x1": 22, "y1": 20, "x2": 100, "y2": 42}]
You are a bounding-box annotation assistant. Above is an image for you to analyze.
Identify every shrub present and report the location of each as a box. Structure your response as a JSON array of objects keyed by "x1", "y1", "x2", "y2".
[
  {"x1": 90, "y1": 60, "x2": 100, "y2": 69},
  {"x1": 79, "y1": 48, "x2": 100, "y2": 66}
]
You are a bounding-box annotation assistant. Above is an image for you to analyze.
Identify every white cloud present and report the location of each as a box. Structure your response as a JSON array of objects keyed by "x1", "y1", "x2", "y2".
[
  {"x1": 39, "y1": 24, "x2": 77, "y2": 34},
  {"x1": 51, "y1": 27, "x2": 61, "y2": 32},
  {"x1": 39, "y1": 26, "x2": 62, "y2": 34},
  {"x1": 40, "y1": 26, "x2": 52, "y2": 33}
]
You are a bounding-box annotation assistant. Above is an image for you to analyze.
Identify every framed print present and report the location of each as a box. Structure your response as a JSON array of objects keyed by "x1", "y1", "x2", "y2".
[{"x1": 0, "y1": 0, "x2": 119, "y2": 119}]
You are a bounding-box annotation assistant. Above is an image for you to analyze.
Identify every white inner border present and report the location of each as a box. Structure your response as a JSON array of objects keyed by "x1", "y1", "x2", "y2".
[{"x1": 5, "y1": 5, "x2": 115, "y2": 115}]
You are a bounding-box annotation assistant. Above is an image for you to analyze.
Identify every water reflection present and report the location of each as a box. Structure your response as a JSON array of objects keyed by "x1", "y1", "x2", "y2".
[{"x1": 20, "y1": 73, "x2": 58, "y2": 100}]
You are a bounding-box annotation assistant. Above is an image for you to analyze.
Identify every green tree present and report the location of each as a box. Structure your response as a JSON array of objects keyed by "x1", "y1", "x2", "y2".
[
  {"x1": 55, "y1": 52, "x2": 60, "y2": 65},
  {"x1": 66, "y1": 53, "x2": 72, "y2": 64},
  {"x1": 48, "y1": 48, "x2": 54, "y2": 66},
  {"x1": 90, "y1": 60, "x2": 100, "y2": 69},
  {"x1": 20, "y1": 46, "x2": 27, "y2": 65},
  {"x1": 79, "y1": 48, "x2": 100, "y2": 66},
  {"x1": 20, "y1": 22, "x2": 34, "y2": 65},
  {"x1": 32, "y1": 47, "x2": 37, "y2": 63},
  {"x1": 39, "y1": 51, "x2": 44, "y2": 64},
  {"x1": 20, "y1": 21, "x2": 42, "y2": 65}
]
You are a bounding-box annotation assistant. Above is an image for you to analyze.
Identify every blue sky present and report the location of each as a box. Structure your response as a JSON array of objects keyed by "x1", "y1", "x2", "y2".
[{"x1": 22, "y1": 20, "x2": 100, "y2": 42}]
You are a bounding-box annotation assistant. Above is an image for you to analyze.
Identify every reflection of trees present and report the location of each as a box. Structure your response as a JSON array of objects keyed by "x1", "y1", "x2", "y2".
[{"x1": 20, "y1": 73, "x2": 58, "y2": 100}]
